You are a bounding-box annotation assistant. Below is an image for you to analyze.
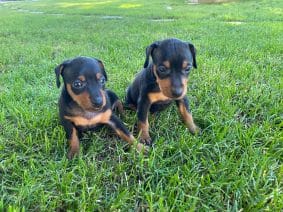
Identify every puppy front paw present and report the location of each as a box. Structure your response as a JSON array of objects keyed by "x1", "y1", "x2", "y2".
[
  {"x1": 188, "y1": 124, "x2": 201, "y2": 135},
  {"x1": 140, "y1": 134, "x2": 153, "y2": 146},
  {"x1": 67, "y1": 148, "x2": 79, "y2": 160},
  {"x1": 136, "y1": 143, "x2": 149, "y2": 154}
]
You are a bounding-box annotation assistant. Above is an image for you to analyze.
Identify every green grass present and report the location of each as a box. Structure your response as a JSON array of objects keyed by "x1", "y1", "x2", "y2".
[{"x1": 0, "y1": 0, "x2": 282, "y2": 210}]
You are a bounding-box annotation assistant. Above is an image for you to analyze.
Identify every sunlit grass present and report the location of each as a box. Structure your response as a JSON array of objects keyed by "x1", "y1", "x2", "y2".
[
  {"x1": 56, "y1": 1, "x2": 116, "y2": 9},
  {"x1": 0, "y1": 0, "x2": 282, "y2": 210},
  {"x1": 119, "y1": 3, "x2": 142, "y2": 9}
]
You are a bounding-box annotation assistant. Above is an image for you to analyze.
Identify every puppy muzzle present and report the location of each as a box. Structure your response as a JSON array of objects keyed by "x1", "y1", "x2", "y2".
[
  {"x1": 171, "y1": 87, "x2": 183, "y2": 98},
  {"x1": 90, "y1": 96, "x2": 103, "y2": 110}
]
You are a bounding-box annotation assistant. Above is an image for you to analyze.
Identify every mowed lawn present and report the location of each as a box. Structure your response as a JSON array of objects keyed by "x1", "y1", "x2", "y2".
[{"x1": 0, "y1": 0, "x2": 282, "y2": 210}]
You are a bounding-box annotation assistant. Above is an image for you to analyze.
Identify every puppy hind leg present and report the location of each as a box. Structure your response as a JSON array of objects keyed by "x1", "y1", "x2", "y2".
[
  {"x1": 106, "y1": 89, "x2": 124, "y2": 114},
  {"x1": 124, "y1": 86, "x2": 137, "y2": 111}
]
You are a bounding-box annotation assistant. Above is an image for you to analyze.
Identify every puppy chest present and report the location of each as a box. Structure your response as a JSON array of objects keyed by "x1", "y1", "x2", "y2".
[
  {"x1": 148, "y1": 92, "x2": 171, "y2": 103},
  {"x1": 64, "y1": 109, "x2": 111, "y2": 127}
]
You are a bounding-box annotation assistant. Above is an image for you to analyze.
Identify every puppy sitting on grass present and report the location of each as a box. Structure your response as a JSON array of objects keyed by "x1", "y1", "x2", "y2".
[
  {"x1": 125, "y1": 38, "x2": 200, "y2": 145},
  {"x1": 55, "y1": 56, "x2": 144, "y2": 159}
]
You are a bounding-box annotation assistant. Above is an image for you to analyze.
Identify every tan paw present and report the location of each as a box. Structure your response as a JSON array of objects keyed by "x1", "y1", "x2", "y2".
[
  {"x1": 140, "y1": 135, "x2": 153, "y2": 146},
  {"x1": 136, "y1": 143, "x2": 149, "y2": 154},
  {"x1": 189, "y1": 124, "x2": 201, "y2": 135},
  {"x1": 67, "y1": 148, "x2": 79, "y2": 160}
]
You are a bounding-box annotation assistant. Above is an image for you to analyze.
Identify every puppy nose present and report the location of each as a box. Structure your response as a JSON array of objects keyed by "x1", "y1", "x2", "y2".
[
  {"x1": 171, "y1": 87, "x2": 183, "y2": 97},
  {"x1": 92, "y1": 96, "x2": 103, "y2": 108}
]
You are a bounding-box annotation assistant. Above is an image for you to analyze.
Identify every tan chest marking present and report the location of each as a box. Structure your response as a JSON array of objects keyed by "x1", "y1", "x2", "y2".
[
  {"x1": 148, "y1": 92, "x2": 171, "y2": 104},
  {"x1": 64, "y1": 109, "x2": 111, "y2": 127}
]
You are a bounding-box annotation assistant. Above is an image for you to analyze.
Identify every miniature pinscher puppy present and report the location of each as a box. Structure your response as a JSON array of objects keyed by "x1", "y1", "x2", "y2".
[
  {"x1": 55, "y1": 56, "x2": 144, "y2": 159},
  {"x1": 125, "y1": 38, "x2": 200, "y2": 145}
]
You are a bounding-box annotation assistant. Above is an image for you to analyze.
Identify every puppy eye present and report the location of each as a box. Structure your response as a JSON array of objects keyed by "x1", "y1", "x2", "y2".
[
  {"x1": 99, "y1": 77, "x2": 106, "y2": 85},
  {"x1": 183, "y1": 65, "x2": 192, "y2": 74},
  {"x1": 158, "y1": 66, "x2": 170, "y2": 74},
  {"x1": 72, "y1": 80, "x2": 85, "y2": 88}
]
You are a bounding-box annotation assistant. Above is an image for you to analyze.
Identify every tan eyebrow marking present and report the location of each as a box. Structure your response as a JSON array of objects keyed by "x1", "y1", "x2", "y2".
[
  {"x1": 96, "y1": 73, "x2": 102, "y2": 80},
  {"x1": 182, "y1": 61, "x2": 188, "y2": 69},
  {"x1": 78, "y1": 75, "x2": 86, "y2": 81},
  {"x1": 163, "y1": 61, "x2": 170, "y2": 68}
]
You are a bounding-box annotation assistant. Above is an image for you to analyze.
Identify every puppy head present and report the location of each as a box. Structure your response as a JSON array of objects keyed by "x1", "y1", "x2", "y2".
[
  {"x1": 55, "y1": 56, "x2": 108, "y2": 111},
  {"x1": 144, "y1": 38, "x2": 197, "y2": 99}
]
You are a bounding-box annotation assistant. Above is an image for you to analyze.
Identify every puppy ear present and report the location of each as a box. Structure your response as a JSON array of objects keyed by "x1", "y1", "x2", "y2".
[
  {"x1": 54, "y1": 60, "x2": 70, "y2": 88},
  {"x1": 144, "y1": 41, "x2": 160, "y2": 68},
  {"x1": 96, "y1": 59, "x2": 107, "y2": 81},
  {"x1": 188, "y1": 43, "x2": 197, "y2": 69}
]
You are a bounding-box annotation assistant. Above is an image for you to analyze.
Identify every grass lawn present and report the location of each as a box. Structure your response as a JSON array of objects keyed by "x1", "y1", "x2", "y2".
[{"x1": 0, "y1": 0, "x2": 282, "y2": 210}]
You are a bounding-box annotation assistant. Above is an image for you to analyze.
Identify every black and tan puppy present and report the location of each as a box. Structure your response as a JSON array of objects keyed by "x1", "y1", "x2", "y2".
[
  {"x1": 125, "y1": 38, "x2": 200, "y2": 145},
  {"x1": 55, "y1": 56, "x2": 144, "y2": 159}
]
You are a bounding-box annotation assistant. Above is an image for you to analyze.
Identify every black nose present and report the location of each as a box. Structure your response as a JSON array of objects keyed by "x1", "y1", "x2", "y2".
[
  {"x1": 171, "y1": 87, "x2": 183, "y2": 97},
  {"x1": 91, "y1": 96, "x2": 103, "y2": 108}
]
